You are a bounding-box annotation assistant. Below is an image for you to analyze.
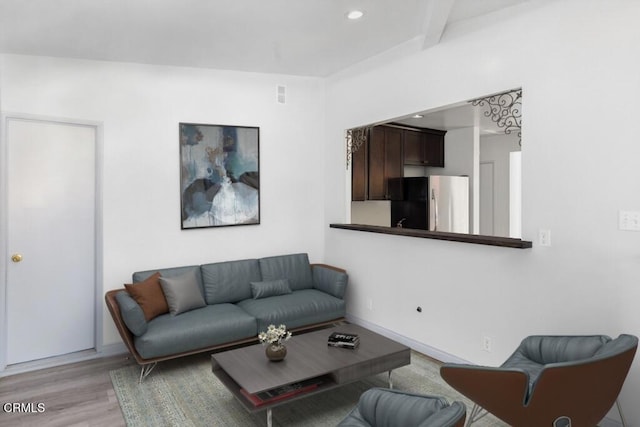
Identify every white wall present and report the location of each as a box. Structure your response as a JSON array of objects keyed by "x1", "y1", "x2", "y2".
[
  {"x1": 0, "y1": 54, "x2": 327, "y2": 347},
  {"x1": 480, "y1": 133, "x2": 521, "y2": 237},
  {"x1": 324, "y1": 0, "x2": 640, "y2": 424}
]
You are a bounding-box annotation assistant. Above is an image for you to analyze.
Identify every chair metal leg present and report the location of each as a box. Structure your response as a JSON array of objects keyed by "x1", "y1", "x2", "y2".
[
  {"x1": 139, "y1": 362, "x2": 157, "y2": 383},
  {"x1": 466, "y1": 404, "x2": 490, "y2": 427},
  {"x1": 616, "y1": 399, "x2": 627, "y2": 427}
]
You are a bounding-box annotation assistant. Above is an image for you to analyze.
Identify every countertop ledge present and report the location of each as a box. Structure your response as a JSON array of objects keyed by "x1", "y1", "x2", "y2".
[{"x1": 330, "y1": 223, "x2": 533, "y2": 249}]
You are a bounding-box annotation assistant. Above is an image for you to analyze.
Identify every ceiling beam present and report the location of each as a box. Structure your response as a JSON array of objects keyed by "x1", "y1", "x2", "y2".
[{"x1": 421, "y1": 0, "x2": 456, "y2": 49}]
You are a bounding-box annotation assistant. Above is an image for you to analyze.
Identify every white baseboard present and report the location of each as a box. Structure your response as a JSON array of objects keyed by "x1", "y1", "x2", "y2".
[
  {"x1": 346, "y1": 313, "x2": 622, "y2": 427},
  {"x1": 346, "y1": 313, "x2": 471, "y2": 364},
  {"x1": 99, "y1": 342, "x2": 128, "y2": 357},
  {"x1": 0, "y1": 343, "x2": 128, "y2": 377}
]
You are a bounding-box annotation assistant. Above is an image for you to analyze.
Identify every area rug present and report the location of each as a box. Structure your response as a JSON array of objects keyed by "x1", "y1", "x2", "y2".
[{"x1": 110, "y1": 351, "x2": 506, "y2": 426}]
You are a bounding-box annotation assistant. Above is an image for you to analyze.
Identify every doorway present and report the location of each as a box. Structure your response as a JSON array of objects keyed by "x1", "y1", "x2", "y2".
[
  {"x1": 479, "y1": 161, "x2": 495, "y2": 236},
  {"x1": 2, "y1": 115, "x2": 102, "y2": 369}
]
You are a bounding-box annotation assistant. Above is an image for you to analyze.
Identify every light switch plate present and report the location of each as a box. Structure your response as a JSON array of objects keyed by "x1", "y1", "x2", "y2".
[
  {"x1": 619, "y1": 211, "x2": 640, "y2": 231},
  {"x1": 539, "y1": 229, "x2": 551, "y2": 246}
]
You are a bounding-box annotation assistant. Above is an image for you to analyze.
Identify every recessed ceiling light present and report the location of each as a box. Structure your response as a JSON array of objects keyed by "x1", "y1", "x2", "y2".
[
  {"x1": 412, "y1": 114, "x2": 424, "y2": 119},
  {"x1": 347, "y1": 10, "x2": 364, "y2": 20}
]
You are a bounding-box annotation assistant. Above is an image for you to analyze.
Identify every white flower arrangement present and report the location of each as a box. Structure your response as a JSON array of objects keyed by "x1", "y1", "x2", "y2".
[{"x1": 258, "y1": 324, "x2": 292, "y2": 346}]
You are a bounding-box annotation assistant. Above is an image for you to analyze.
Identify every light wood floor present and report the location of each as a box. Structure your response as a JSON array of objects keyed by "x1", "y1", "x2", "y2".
[{"x1": 0, "y1": 354, "x2": 136, "y2": 427}]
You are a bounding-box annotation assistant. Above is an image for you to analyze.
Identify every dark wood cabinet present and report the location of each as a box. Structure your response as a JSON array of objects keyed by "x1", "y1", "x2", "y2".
[
  {"x1": 403, "y1": 130, "x2": 425, "y2": 164},
  {"x1": 351, "y1": 124, "x2": 445, "y2": 201},
  {"x1": 424, "y1": 130, "x2": 445, "y2": 166},
  {"x1": 403, "y1": 128, "x2": 445, "y2": 167},
  {"x1": 368, "y1": 126, "x2": 403, "y2": 200}
]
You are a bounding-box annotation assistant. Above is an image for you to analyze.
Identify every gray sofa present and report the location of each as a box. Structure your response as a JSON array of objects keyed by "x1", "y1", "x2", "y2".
[{"x1": 105, "y1": 253, "x2": 347, "y2": 379}]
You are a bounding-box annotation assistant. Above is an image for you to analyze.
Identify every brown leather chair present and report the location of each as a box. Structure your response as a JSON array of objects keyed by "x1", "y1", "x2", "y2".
[{"x1": 440, "y1": 334, "x2": 637, "y2": 427}]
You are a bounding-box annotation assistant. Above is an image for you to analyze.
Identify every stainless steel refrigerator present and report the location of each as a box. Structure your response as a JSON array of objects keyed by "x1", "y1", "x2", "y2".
[{"x1": 389, "y1": 176, "x2": 469, "y2": 233}]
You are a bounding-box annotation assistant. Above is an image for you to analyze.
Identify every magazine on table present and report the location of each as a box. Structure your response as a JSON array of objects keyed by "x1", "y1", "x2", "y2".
[{"x1": 328, "y1": 332, "x2": 360, "y2": 349}]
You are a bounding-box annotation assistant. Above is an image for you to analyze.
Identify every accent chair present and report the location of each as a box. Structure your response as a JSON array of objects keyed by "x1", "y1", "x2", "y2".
[
  {"x1": 440, "y1": 334, "x2": 638, "y2": 427},
  {"x1": 337, "y1": 387, "x2": 467, "y2": 427}
]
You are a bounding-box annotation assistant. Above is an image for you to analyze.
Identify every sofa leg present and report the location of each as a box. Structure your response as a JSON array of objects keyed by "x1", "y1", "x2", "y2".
[{"x1": 139, "y1": 362, "x2": 157, "y2": 383}]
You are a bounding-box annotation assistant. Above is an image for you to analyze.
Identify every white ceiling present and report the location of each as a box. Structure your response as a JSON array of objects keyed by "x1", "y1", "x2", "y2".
[
  {"x1": 394, "y1": 101, "x2": 507, "y2": 135},
  {"x1": 0, "y1": 0, "x2": 529, "y2": 77}
]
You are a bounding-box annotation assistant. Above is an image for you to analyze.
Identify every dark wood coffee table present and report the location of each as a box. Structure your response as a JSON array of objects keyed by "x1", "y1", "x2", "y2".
[{"x1": 211, "y1": 323, "x2": 410, "y2": 426}]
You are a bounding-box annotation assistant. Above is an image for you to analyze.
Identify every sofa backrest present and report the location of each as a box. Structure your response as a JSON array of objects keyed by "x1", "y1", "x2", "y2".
[
  {"x1": 259, "y1": 253, "x2": 313, "y2": 291},
  {"x1": 201, "y1": 258, "x2": 261, "y2": 304},
  {"x1": 130, "y1": 253, "x2": 315, "y2": 307}
]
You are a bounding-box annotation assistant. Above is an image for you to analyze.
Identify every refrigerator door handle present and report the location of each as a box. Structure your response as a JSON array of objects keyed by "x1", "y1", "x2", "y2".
[{"x1": 431, "y1": 188, "x2": 438, "y2": 231}]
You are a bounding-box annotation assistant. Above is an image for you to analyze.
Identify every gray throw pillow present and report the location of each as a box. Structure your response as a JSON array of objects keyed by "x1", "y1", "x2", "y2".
[
  {"x1": 159, "y1": 270, "x2": 206, "y2": 315},
  {"x1": 250, "y1": 279, "x2": 292, "y2": 299}
]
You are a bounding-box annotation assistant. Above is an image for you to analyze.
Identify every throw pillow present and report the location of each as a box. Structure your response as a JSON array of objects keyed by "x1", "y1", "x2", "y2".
[
  {"x1": 124, "y1": 272, "x2": 169, "y2": 321},
  {"x1": 250, "y1": 279, "x2": 292, "y2": 299},
  {"x1": 159, "y1": 270, "x2": 206, "y2": 315}
]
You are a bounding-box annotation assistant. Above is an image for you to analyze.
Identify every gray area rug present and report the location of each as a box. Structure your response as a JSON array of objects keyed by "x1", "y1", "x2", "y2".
[{"x1": 110, "y1": 351, "x2": 507, "y2": 426}]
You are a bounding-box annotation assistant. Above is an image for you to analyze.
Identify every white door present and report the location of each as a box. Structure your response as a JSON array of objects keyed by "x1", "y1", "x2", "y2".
[{"x1": 6, "y1": 118, "x2": 96, "y2": 365}]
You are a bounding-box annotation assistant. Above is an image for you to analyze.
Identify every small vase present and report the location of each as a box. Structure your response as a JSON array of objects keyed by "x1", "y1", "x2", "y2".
[{"x1": 265, "y1": 344, "x2": 287, "y2": 362}]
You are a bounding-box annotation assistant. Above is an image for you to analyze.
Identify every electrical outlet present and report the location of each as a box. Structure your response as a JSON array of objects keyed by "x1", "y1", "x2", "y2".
[
  {"x1": 367, "y1": 298, "x2": 373, "y2": 311},
  {"x1": 539, "y1": 229, "x2": 551, "y2": 246},
  {"x1": 482, "y1": 336, "x2": 493, "y2": 352},
  {"x1": 619, "y1": 211, "x2": 640, "y2": 231}
]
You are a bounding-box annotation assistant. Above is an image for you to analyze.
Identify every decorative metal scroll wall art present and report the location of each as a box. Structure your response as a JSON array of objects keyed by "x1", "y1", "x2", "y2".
[
  {"x1": 471, "y1": 89, "x2": 522, "y2": 145},
  {"x1": 346, "y1": 126, "x2": 371, "y2": 169}
]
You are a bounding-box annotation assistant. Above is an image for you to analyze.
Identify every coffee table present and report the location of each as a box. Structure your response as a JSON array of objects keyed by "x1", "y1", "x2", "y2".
[{"x1": 211, "y1": 323, "x2": 410, "y2": 426}]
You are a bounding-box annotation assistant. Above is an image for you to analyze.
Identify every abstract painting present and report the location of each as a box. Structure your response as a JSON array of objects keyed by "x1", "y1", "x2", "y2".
[{"x1": 180, "y1": 123, "x2": 260, "y2": 229}]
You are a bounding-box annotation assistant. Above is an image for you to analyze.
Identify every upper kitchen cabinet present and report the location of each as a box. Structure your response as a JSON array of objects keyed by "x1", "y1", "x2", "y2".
[
  {"x1": 403, "y1": 127, "x2": 446, "y2": 167},
  {"x1": 351, "y1": 124, "x2": 446, "y2": 201},
  {"x1": 368, "y1": 125, "x2": 403, "y2": 200}
]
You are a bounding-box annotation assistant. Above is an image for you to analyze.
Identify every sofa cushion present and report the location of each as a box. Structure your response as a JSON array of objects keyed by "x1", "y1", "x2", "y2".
[
  {"x1": 501, "y1": 335, "x2": 612, "y2": 393},
  {"x1": 509, "y1": 335, "x2": 610, "y2": 365},
  {"x1": 250, "y1": 279, "x2": 292, "y2": 299},
  {"x1": 133, "y1": 265, "x2": 204, "y2": 296},
  {"x1": 115, "y1": 291, "x2": 148, "y2": 336},
  {"x1": 201, "y1": 259, "x2": 261, "y2": 304},
  {"x1": 124, "y1": 272, "x2": 169, "y2": 321},
  {"x1": 237, "y1": 289, "x2": 346, "y2": 331},
  {"x1": 133, "y1": 304, "x2": 257, "y2": 359},
  {"x1": 338, "y1": 388, "x2": 464, "y2": 427},
  {"x1": 259, "y1": 253, "x2": 313, "y2": 291},
  {"x1": 159, "y1": 270, "x2": 206, "y2": 315}
]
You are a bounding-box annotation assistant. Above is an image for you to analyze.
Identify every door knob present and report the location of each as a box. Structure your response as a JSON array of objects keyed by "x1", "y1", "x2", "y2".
[{"x1": 11, "y1": 254, "x2": 23, "y2": 263}]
